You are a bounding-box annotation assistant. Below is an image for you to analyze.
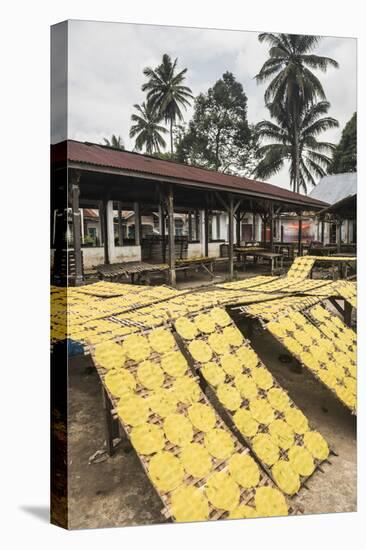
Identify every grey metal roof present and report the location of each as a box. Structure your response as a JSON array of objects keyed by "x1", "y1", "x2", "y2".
[{"x1": 309, "y1": 173, "x2": 357, "y2": 205}]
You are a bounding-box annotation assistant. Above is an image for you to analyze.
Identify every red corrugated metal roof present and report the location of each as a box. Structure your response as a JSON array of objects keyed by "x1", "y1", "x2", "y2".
[
  {"x1": 83, "y1": 208, "x2": 99, "y2": 218},
  {"x1": 52, "y1": 140, "x2": 329, "y2": 208}
]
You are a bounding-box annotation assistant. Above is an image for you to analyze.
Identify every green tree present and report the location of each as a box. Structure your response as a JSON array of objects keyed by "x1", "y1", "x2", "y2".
[
  {"x1": 102, "y1": 134, "x2": 125, "y2": 149},
  {"x1": 129, "y1": 102, "x2": 168, "y2": 154},
  {"x1": 142, "y1": 54, "x2": 193, "y2": 155},
  {"x1": 256, "y1": 34, "x2": 338, "y2": 191},
  {"x1": 176, "y1": 72, "x2": 257, "y2": 175},
  {"x1": 328, "y1": 113, "x2": 357, "y2": 173},
  {"x1": 254, "y1": 100, "x2": 338, "y2": 194}
]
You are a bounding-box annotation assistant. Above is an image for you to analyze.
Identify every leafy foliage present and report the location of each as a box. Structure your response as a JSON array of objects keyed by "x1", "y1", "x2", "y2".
[
  {"x1": 102, "y1": 134, "x2": 125, "y2": 149},
  {"x1": 256, "y1": 34, "x2": 338, "y2": 191},
  {"x1": 129, "y1": 102, "x2": 168, "y2": 154},
  {"x1": 254, "y1": 100, "x2": 338, "y2": 194},
  {"x1": 175, "y1": 72, "x2": 258, "y2": 175},
  {"x1": 328, "y1": 113, "x2": 357, "y2": 174},
  {"x1": 142, "y1": 54, "x2": 193, "y2": 154}
]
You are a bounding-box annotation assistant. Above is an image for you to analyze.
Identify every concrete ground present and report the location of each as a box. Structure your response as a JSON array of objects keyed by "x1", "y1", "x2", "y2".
[{"x1": 67, "y1": 271, "x2": 356, "y2": 529}]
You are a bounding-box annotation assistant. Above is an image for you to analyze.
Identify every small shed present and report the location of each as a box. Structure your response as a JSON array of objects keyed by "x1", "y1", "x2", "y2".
[{"x1": 309, "y1": 173, "x2": 356, "y2": 250}]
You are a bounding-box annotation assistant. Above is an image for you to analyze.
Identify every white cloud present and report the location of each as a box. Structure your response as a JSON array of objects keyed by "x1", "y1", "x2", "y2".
[{"x1": 61, "y1": 21, "x2": 356, "y2": 192}]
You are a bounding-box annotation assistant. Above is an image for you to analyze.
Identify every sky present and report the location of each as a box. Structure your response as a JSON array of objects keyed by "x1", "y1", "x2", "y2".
[{"x1": 52, "y1": 19, "x2": 357, "y2": 191}]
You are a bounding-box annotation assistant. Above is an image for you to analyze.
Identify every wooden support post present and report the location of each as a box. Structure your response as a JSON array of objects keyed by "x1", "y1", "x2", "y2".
[
  {"x1": 298, "y1": 213, "x2": 303, "y2": 257},
  {"x1": 161, "y1": 213, "x2": 166, "y2": 262},
  {"x1": 263, "y1": 216, "x2": 267, "y2": 246},
  {"x1": 101, "y1": 200, "x2": 110, "y2": 264},
  {"x1": 204, "y1": 207, "x2": 209, "y2": 257},
  {"x1": 195, "y1": 209, "x2": 200, "y2": 241},
  {"x1": 133, "y1": 202, "x2": 141, "y2": 246},
  {"x1": 269, "y1": 204, "x2": 274, "y2": 252},
  {"x1": 80, "y1": 209, "x2": 84, "y2": 244},
  {"x1": 321, "y1": 220, "x2": 325, "y2": 244},
  {"x1": 252, "y1": 213, "x2": 256, "y2": 242},
  {"x1": 98, "y1": 200, "x2": 105, "y2": 246},
  {"x1": 337, "y1": 220, "x2": 342, "y2": 253},
  {"x1": 69, "y1": 170, "x2": 83, "y2": 284},
  {"x1": 117, "y1": 202, "x2": 123, "y2": 246},
  {"x1": 188, "y1": 211, "x2": 193, "y2": 242},
  {"x1": 228, "y1": 197, "x2": 234, "y2": 280},
  {"x1": 159, "y1": 196, "x2": 166, "y2": 262},
  {"x1": 236, "y1": 207, "x2": 241, "y2": 245},
  {"x1": 106, "y1": 200, "x2": 116, "y2": 263},
  {"x1": 166, "y1": 185, "x2": 176, "y2": 286},
  {"x1": 158, "y1": 203, "x2": 164, "y2": 235}
]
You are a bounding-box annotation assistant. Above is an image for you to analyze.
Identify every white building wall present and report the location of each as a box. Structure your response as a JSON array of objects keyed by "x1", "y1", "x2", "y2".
[{"x1": 82, "y1": 245, "x2": 141, "y2": 268}]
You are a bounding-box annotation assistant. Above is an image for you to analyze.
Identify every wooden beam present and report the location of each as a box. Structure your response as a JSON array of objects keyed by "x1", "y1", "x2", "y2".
[
  {"x1": 233, "y1": 199, "x2": 242, "y2": 214},
  {"x1": 321, "y1": 220, "x2": 325, "y2": 244},
  {"x1": 68, "y1": 160, "x2": 326, "y2": 211},
  {"x1": 214, "y1": 191, "x2": 229, "y2": 212},
  {"x1": 69, "y1": 170, "x2": 83, "y2": 284},
  {"x1": 344, "y1": 301, "x2": 352, "y2": 327},
  {"x1": 166, "y1": 185, "x2": 176, "y2": 286}
]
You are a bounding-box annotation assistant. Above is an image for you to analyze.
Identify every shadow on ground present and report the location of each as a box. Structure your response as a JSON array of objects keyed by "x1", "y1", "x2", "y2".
[{"x1": 20, "y1": 506, "x2": 50, "y2": 523}]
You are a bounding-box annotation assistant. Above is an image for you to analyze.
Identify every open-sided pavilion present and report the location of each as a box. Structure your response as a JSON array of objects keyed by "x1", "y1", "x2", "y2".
[{"x1": 51, "y1": 140, "x2": 328, "y2": 286}]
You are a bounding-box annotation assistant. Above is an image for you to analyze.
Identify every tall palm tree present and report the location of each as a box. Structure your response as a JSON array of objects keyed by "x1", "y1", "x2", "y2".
[
  {"x1": 253, "y1": 100, "x2": 339, "y2": 194},
  {"x1": 129, "y1": 102, "x2": 168, "y2": 154},
  {"x1": 256, "y1": 34, "x2": 338, "y2": 191},
  {"x1": 102, "y1": 134, "x2": 125, "y2": 149},
  {"x1": 142, "y1": 54, "x2": 193, "y2": 155}
]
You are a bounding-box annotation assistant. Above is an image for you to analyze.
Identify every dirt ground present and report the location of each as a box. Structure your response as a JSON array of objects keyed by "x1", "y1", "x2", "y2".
[{"x1": 67, "y1": 276, "x2": 356, "y2": 529}]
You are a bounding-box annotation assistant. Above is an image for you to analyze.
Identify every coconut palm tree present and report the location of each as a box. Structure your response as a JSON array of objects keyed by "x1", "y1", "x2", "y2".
[
  {"x1": 129, "y1": 102, "x2": 168, "y2": 154},
  {"x1": 256, "y1": 34, "x2": 338, "y2": 191},
  {"x1": 102, "y1": 134, "x2": 125, "y2": 149},
  {"x1": 142, "y1": 54, "x2": 193, "y2": 155},
  {"x1": 253, "y1": 100, "x2": 339, "y2": 194}
]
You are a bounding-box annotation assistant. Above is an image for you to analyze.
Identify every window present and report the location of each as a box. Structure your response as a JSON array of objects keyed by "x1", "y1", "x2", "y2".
[
  {"x1": 174, "y1": 218, "x2": 184, "y2": 236},
  {"x1": 88, "y1": 227, "x2": 97, "y2": 240}
]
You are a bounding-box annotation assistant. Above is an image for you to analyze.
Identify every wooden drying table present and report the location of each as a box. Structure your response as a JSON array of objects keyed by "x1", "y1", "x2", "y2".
[
  {"x1": 237, "y1": 250, "x2": 284, "y2": 275},
  {"x1": 96, "y1": 262, "x2": 169, "y2": 284},
  {"x1": 175, "y1": 256, "x2": 236, "y2": 280}
]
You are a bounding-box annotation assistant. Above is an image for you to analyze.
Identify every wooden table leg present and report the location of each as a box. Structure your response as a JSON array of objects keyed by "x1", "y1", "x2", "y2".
[
  {"x1": 101, "y1": 387, "x2": 115, "y2": 456},
  {"x1": 344, "y1": 301, "x2": 352, "y2": 327}
]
